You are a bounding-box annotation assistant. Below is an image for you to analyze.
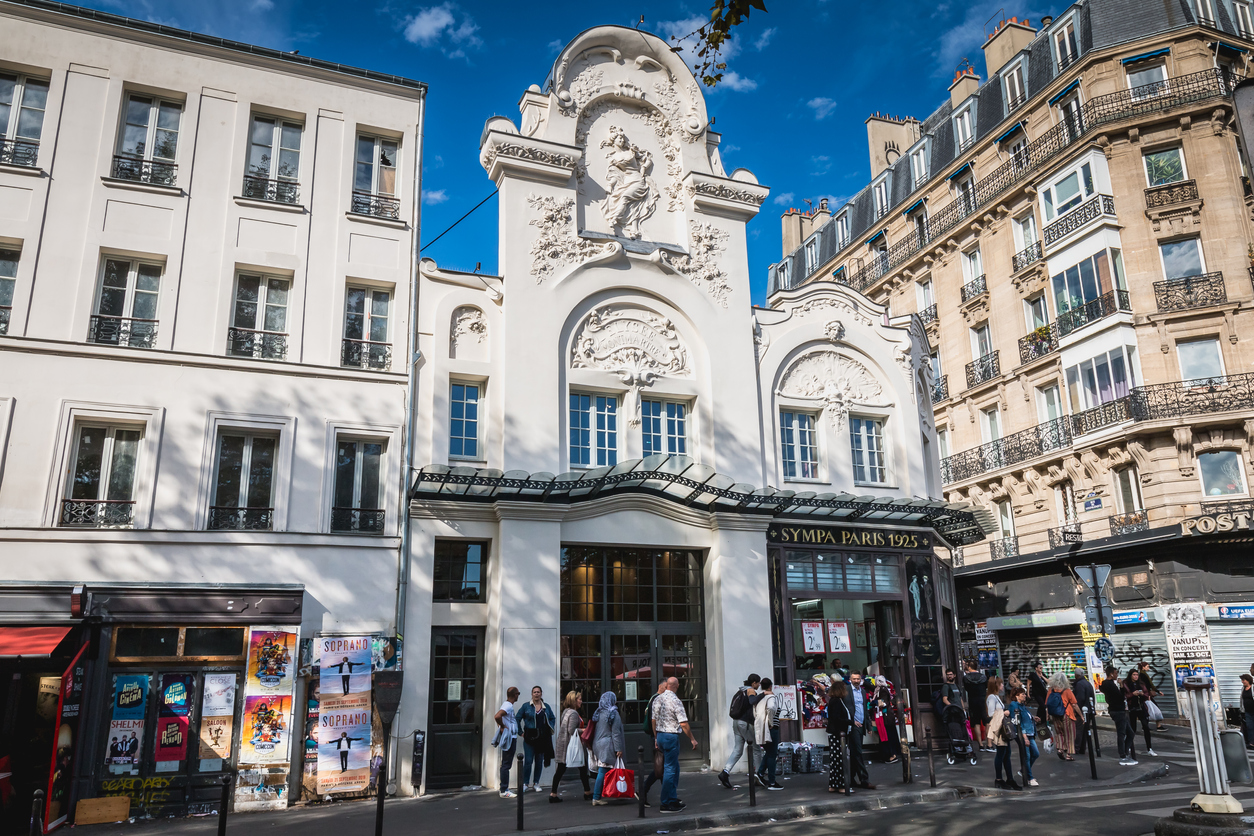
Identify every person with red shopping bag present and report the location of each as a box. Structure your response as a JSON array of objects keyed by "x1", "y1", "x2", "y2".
[{"x1": 589, "y1": 691, "x2": 629, "y2": 805}]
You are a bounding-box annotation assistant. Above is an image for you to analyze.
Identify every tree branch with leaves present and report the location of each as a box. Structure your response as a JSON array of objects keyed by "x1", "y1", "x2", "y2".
[{"x1": 669, "y1": 0, "x2": 768, "y2": 88}]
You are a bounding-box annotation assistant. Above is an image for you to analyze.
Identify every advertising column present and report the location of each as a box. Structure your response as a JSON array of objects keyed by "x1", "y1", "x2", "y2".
[
  {"x1": 236, "y1": 627, "x2": 298, "y2": 811},
  {"x1": 1164, "y1": 603, "x2": 1222, "y2": 723}
]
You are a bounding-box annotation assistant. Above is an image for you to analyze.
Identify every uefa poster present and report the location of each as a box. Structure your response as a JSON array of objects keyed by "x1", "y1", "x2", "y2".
[
  {"x1": 240, "y1": 694, "x2": 291, "y2": 764},
  {"x1": 317, "y1": 696, "x2": 372, "y2": 793},
  {"x1": 246, "y1": 628, "x2": 297, "y2": 693},
  {"x1": 319, "y1": 636, "x2": 371, "y2": 699}
]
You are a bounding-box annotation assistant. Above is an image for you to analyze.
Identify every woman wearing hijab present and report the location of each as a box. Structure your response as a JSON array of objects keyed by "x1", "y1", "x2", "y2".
[
  {"x1": 873, "y1": 676, "x2": 901, "y2": 764},
  {"x1": 589, "y1": 691, "x2": 627, "y2": 805},
  {"x1": 826, "y1": 680, "x2": 853, "y2": 794}
]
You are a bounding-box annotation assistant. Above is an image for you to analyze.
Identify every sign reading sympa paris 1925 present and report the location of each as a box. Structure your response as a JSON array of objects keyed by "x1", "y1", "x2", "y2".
[{"x1": 767, "y1": 524, "x2": 932, "y2": 550}]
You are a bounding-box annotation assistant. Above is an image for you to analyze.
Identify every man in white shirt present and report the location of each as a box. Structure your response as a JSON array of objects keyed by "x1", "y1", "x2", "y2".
[
  {"x1": 653, "y1": 677, "x2": 698, "y2": 813},
  {"x1": 493, "y1": 686, "x2": 520, "y2": 798}
]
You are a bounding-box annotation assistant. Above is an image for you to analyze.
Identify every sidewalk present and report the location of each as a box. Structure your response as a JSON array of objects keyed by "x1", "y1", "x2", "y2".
[{"x1": 75, "y1": 741, "x2": 1175, "y2": 836}]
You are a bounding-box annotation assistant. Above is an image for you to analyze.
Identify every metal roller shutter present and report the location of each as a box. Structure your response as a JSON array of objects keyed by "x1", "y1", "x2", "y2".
[
  {"x1": 1000, "y1": 627, "x2": 1086, "y2": 682},
  {"x1": 1108, "y1": 625, "x2": 1177, "y2": 719},
  {"x1": 1208, "y1": 622, "x2": 1252, "y2": 713}
]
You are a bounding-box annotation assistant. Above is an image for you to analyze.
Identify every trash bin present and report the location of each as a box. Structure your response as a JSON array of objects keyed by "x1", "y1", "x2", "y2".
[{"x1": 1220, "y1": 729, "x2": 1252, "y2": 784}]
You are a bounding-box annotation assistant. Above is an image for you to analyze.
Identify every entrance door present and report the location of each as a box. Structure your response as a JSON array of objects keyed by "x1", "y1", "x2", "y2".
[{"x1": 426, "y1": 628, "x2": 485, "y2": 789}]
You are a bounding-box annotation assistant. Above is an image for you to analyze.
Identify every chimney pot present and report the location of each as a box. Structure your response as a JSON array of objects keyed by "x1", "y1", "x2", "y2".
[{"x1": 820, "y1": 198, "x2": 829, "y2": 211}]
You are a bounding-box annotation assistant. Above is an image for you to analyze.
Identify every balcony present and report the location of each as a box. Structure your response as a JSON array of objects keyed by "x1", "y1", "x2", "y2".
[
  {"x1": 1055, "y1": 289, "x2": 1131, "y2": 338},
  {"x1": 341, "y1": 338, "x2": 392, "y2": 371},
  {"x1": 939, "y1": 415, "x2": 1070, "y2": 484},
  {"x1": 1043, "y1": 194, "x2": 1117, "y2": 247},
  {"x1": 1048, "y1": 521, "x2": 1083, "y2": 548},
  {"x1": 1070, "y1": 395, "x2": 1133, "y2": 436},
  {"x1": 227, "y1": 327, "x2": 288, "y2": 361},
  {"x1": 331, "y1": 507, "x2": 386, "y2": 533},
  {"x1": 0, "y1": 306, "x2": 9, "y2": 335},
  {"x1": 1012, "y1": 240, "x2": 1043, "y2": 273},
  {"x1": 0, "y1": 138, "x2": 38, "y2": 168},
  {"x1": 1110, "y1": 510, "x2": 1149, "y2": 537},
  {"x1": 111, "y1": 155, "x2": 177, "y2": 187},
  {"x1": 960, "y1": 274, "x2": 988, "y2": 303},
  {"x1": 931, "y1": 375, "x2": 949, "y2": 405},
  {"x1": 351, "y1": 190, "x2": 401, "y2": 220},
  {"x1": 208, "y1": 506, "x2": 273, "y2": 531},
  {"x1": 965, "y1": 351, "x2": 1000, "y2": 388},
  {"x1": 1007, "y1": 91, "x2": 1028, "y2": 112},
  {"x1": 1018, "y1": 325, "x2": 1058, "y2": 364},
  {"x1": 60, "y1": 499, "x2": 135, "y2": 528},
  {"x1": 1145, "y1": 178, "x2": 1199, "y2": 209},
  {"x1": 1154, "y1": 272, "x2": 1226, "y2": 312},
  {"x1": 88, "y1": 315, "x2": 158, "y2": 349},
  {"x1": 1131, "y1": 371, "x2": 1254, "y2": 423},
  {"x1": 242, "y1": 175, "x2": 300, "y2": 205},
  {"x1": 1057, "y1": 50, "x2": 1079, "y2": 71},
  {"x1": 989, "y1": 536, "x2": 1019, "y2": 561},
  {"x1": 918, "y1": 303, "x2": 938, "y2": 325}
]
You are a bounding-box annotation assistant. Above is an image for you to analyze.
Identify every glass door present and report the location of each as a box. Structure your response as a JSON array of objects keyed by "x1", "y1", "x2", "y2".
[{"x1": 425, "y1": 629, "x2": 485, "y2": 789}]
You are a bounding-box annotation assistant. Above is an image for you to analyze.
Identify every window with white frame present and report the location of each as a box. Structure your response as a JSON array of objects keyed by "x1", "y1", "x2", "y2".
[
  {"x1": 961, "y1": 247, "x2": 983, "y2": 284},
  {"x1": 835, "y1": 213, "x2": 849, "y2": 247},
  {"x1": 956, "y1": 176, "x2": 975, "y2": 211},
  {"x1": 1114, "y1": 467, "x2": 1143, "y2": 513},
  {"x1": 937, "y1": 426, "x2": 950, "y2": 460},
  {"x1": 780, "y1": 410, "x2": 819, "y2": 480},
  {"x1": 1200, "y1": 450, "x2": 1245, "y2": 497},
  {"x1": 245, "y1": 115, "x2": 302, "y2": 203},
  {"x1": 873, "y1": 178, "x2": 889, "y2": 218},
  {"x1": 850, "y1": 417, "x2": 887, "y2": 484},
  {"x1": 114, "y1": 94, "x2": 181, "y2": 185},
  {"x1": 972, "y1": 322, "x2": 993, "y2": 358},
  {"x1": 1144, "y1": 147, "x2": 1185, "y2": 186},
  {"x1": 1160, "y1": 237, "x2": 1204, "y2": 280},
  {"x1": 1051, "y1": 248, "x2": 1126, "y2": 321},
  {"x1": 0, "y1": 248, "x2": 17, "y2": 336},
  {"x1": 954, "y1": 107, "x2": 974, "y2": 151},
  {"x1": 90, "y1": 258, "x2": 160, "y2": 349},
  {"x1": 997, "y1": 500, "x2": 1015, "y2": 538},
  {"x1": 228, "y1": 273, "x2": 289, "y2": 361},
  {"x1": 910, "y1": 145, "x2": 929, "y2": 186},
  {"x1": 980, "y1": 405, "x2": 1001, "y2": 442},
  {"x1": 1004, "y1": 62, "x2": 1027, "y2": 111},
  {"x1": 1177, "y1": 337, "x2": 1224, "y2": 382},
  {"x1": 1013, "y1": 214, "x2": 1038, "y2": 252},
  {"x1": 641, "y1": 399, "x2": 687, "y2": 456},
  {"x1": 209, "y1": 432, "x2": 277, "y2": 530},
  {"x1": 910, "y1": 209, "x2": 929, "y2": 243},
  {"x1": 1196, "y1": 0, "x2": 1217, "y2": 25},
  {"x1": 1057, "y1": 482, "x2": 1077, "y2": 524},
  {"x1": 1026, "y1": 295, "x2": 1049, "y2": 330},
  {"x1": 1058, "y1": 93, "x2": 1085, "y2": 140},
  {"x1": 352, "y1": 134, "x2": 399, "y2": 218},
  {"x1": 1127, "y1": 62, "x2": 1169, "y2": 100},
  {"x1": 1236, "y1": 0, "x2": 1254, "y2": 36},
  {"x1": 342, "y1": 286, "x2": 391, "y2": 369},
  {"x1": 917, "y1": 279, "x2": 934, "y2": 310},
  {"x1": 570, "y1": 393, "x2": 617, "y2": 467},
  {"x1": 449, "y1": 382, "x2": 481, "y2": 459},
  {"x1": 775, "y1": 259, "x2": 790, "y2": 289},
  {"x1": 1008, "y1": 136, "x2": 1029, "y2": 169},
  {"x1": 61, "y1": 424, "x2": 141, "y2": 528},
  {"x1": 1064, "y1": 345, "x2": 1138, "y2": 413},
  {"x1": 1042, "y1": 160, "x2": 1094, "y2": 221},
  {"x1": 929, "y1": 352, "x2": 942, "y2": 380},
  {"x1": 1055, "y1": 17, "x2": 1079, "y2": 67},
  {"x1": 804, "y1": 237, "x2": 819, "y2": 274},
  {"x1": 1038, "y1": 384, "x2": 1064, "y2": 423},
  {"x1": 0, "y1": 72, "x2": 49, "y2": 166},
  {"x1": 332, "y1": 437, "x2": 386, "y2": 533}
]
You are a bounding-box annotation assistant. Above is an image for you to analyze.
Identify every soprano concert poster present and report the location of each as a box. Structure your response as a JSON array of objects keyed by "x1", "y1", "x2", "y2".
[
  {"x1": 154, "y1": 674, "x2": 195, "y2": 764},
  {"x1": 240, "y1": 694, "x2": 292, "y2": 764},
  {"x1": 319, "y1": 636, "x2": 372, "y2": 700},
  {"x1": 317, "y1": 698, "x2": 372, "y2": 793},
  {"x1": 246, "y1": 628, "x2": 297, "y2": 693},
  {"x1": 106, "y1": 674, "x2": 148, "y2": 775}
]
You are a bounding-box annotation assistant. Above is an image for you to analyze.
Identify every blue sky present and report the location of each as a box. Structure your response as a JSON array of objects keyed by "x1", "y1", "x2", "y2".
[{"x1": 87, "y1": 0, "x2": 1054, "y2": 305}]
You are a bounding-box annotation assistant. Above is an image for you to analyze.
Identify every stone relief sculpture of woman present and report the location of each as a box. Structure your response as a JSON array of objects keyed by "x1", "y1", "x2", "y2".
[{"x1": 598, "y1": 125, "x2": 658, "y2": 240}]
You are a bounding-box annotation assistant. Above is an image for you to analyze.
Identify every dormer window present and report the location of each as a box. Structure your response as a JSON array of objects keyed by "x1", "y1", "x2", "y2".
[
  {"x1": 776, "y1": 259, "x2": 790, "y2": 289},
  {"x1": 873, "y1": 177, "x2": 890, "y2": 218},
  {"x1": 954, "y1": 107, "x2": 974, "y2": 152},
  {"x1": 1197, "y1": 0, "x2": 1217, "y2": 25},
  {"x1": 1004, "y1": 61, "x2": 1027, "y2": 112},
  {"x1": 1055, "y1": 16, "x2": 1079, "y2": 69},
  {"x1": 910, "y1": 144, "x2": 929, "y2": 187},
  {"x1": 835, "y1": 212, "x2": 850, "y2": 248},
  {"x1": 804, "y1": 237, "x2": 819, "y2": 274},
  {"x1": 1236, "y1": 0, "x2": 1253, "y2": 37}
]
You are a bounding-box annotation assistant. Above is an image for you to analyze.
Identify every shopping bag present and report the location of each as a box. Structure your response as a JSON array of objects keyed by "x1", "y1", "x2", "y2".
[
  {"x1": 652, "y1": 744, "x2": 664, "y2": 779},
  {"x1": 602, "y1": 757, "x2": 634, "y2": 800},
  {"x1": 565, "y1": 733, "x2": 586, "y2": 767},
  {"x1": 1146, "y1": 700, "x2": 1164, "y2": 722}
]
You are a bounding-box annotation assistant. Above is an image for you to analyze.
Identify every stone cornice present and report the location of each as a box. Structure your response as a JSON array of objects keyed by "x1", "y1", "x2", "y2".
[
  {"x1": 494, "y1": 502, "x2": 570, "y2": 522},
  {"x1": 480, "y1": 130, "x2": 581, "y2": 185},
  {"x1": 711, "y1": 512, "x2": 773, "y2": 532},
  {"x1": 683, "y1": 171, "x2": 768, "y2": 220}
]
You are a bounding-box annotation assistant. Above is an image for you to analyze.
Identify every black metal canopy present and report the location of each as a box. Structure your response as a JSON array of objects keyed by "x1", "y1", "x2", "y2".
[{"x1": 410, "y1": 455, "x2": 993, "y2": 546}]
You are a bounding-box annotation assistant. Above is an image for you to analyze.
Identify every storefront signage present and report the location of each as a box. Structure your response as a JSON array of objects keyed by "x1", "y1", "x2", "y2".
[
  {"x1": 984, "y1": 610, "x2": 1085, "y2": 631},
  {"x1": 1218, "y1": 604, "x2": 1254, "y2": 619},
  {"x1": 800, "y1": 622, "x2": 825, "y2": 654},
  {"x1": 1164, "y1": 603, "x2": 1223, "y2": 723},
  {"x1": 1113, "y1": 610, "x2": 1150, "y2": 625},
  {"x1": 1181, "y1": 510, "x2": 1254, "y2": 535},
  {"x1": 768, "y1": 524, "x2": 931, "y2": 550},
  {"x1": 827, "y1": 621, "x2": 851, "y2": 654}
]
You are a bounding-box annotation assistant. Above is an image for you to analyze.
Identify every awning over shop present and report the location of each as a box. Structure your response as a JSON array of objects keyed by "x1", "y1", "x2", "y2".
[
  {"x1": 1121, "y1": 48, "x2": 1171, "y2": 65},
  {"x1": 0, "y1": 626, "x2": 71, "y2": 657},
  {"x1": 1049, "y1": 80, "x2": 1080, "y2": 105}
]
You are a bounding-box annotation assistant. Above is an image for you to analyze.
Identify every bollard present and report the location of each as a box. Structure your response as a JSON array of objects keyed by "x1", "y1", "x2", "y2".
[
  {"x1": 29, "y1": 789, "x2": 44, "y2": 836},
  {"x1": 636, "y1": 745, "x2": 646, "y2": 819},
  {"x1": 374, "y1": 737, "x2": 388, "y2": 836},
  {"x1": 840, "y1": 731, "x2": 850, "y2": 795},
  {"x1": 217, "y1": 774, "x2": 232, "y2": 836},
  {"x1": 1085, "y1": 708, "x2": 1098, "y2": 781},
  {"x1": 896, "y1": 703, "x2": 911, "y2": 784},
  {"x1": 926, "y1": 729, "x2": 936, "y2": 788},
  {"x1": 1091, "y1": 699, "x2": 1102, "y2": 759},
  {"x1": 516, "y1": 752, "x2": 525, "y2": 831},
  {"x1": 747, "y1": 735, "x2": 756, "y2": 807}
]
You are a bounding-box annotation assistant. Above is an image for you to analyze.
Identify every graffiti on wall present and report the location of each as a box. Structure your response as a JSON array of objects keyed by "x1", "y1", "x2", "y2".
[
  {"x1": 1111, "y1": 637, "x2": 1172, "y2": 693},
  {"x1": 98, "y1": 776, "x2": 173, "y2": 810},
  {"x1": 999, "y1": 640, "x2": 1085, "y2": 681}
]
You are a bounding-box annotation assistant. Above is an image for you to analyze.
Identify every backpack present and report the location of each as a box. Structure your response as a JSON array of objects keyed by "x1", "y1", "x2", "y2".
[
  {"x1": 1047, "y1": 690, "x2": 1064, "y2": 717},
  {"x1": 729, "y1": 688, "x2": 750, "y2": 720}
]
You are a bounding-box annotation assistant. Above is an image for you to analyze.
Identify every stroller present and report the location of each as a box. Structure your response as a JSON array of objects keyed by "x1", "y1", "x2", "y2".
[{"x1": 943, "y1": 705, "x2": 978, "y2": 766}]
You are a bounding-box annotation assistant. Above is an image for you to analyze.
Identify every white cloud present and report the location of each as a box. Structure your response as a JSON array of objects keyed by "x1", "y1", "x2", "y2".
[
  {"x1": 548, "y1": 38, "x2": 562, "y2": 51},
  {"x1": 402, "y1": 3, "x2": 482, "y2": 56},
  {"x1": 721, "y1": 143, "x2": 741, "y2": 154},
  {"x1": 249, "y1": 0, "x2": 273, "y2": 10},
  {"x1": 754, "y1": 27, "x2": 776, "y2": 50},
  {"x1": 807, "y1": 97, "x2": 837, "y2": 120},
  {"x1": 810, "y1": 155, "x2": 832, "y2": 175},
  {"x1": 719, "y1": 71, "x2": 758, "y2": 92},
  {"x1": 423, "y1": 189, "x2": 449, "y2": 205},
  {"x1": 933, "y1": 1, "x2": 1052, "y2": 77},
  {"x1": 773, "y1": 191, "x2": 796, "y2": 206},
  {"x1": 657, "y1": 15, "x2": 743, "y2": 80}
]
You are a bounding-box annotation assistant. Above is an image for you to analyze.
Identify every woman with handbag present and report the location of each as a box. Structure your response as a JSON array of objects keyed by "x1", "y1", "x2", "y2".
[
  {"x1": 516, "y1": 685, "x2": 556, "y2": 793},
  {"x1": 1124, "y1": 670, "x2": 1156, "y2": 757},
  {"x1": 1046, "y1": 673, "x2": 1077, "y2": 760},
  {"x1": 826, "y1": 680, "x2": 852, "y2": 794},
  {"x1": 550, "y1": 691, "x2": 591, "y2": 802},
  {"x1": 985, "y1": 676, "x2": 1019, "y2": 790},
  {"x1": 589, "y1": 691, "x2": 626, "y2": 805},
  {"x1": 874, "y1": 676, "x2": 901, "y2": 764}
]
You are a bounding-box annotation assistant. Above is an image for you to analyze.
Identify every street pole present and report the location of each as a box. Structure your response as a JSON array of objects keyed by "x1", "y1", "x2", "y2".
[
  {"x1": 897, "y1": 702, "x2": 911, "y2": 784},
  {"x1": 636, "y1": 745, "x2": 645, "y2": 819},
  {"x1": 516, "y1": 753, "x2": 524, "y2": 831},
  {"x1": 926, "y1": 729, "x2": 935, "y2": 788},
  {"x1": 1086, "y1": 707, "x2": 1098, "y2": 780},
  {"x1": 217, "y1": 774, "x2": 231, "y2": 836},
  {"x1": 747, "y1": 737, "x2": 756, "y2": 807},
  {"x1": 375, "y1": 721, "x2": 390, "y2": 836}
]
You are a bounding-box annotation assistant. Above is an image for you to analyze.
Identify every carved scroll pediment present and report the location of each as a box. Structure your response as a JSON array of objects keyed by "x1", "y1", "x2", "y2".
[
  {"x1": 777, "y1": 349, "x2": 885, "y2": 427},
  {"x1": 571, "y1": 305, "x2": 690, "y2": 386}
]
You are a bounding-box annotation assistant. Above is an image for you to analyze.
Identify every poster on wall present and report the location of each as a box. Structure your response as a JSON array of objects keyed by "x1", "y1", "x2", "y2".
[
  {"x1": 320, "y1": 636, "x2": 372, "y2": 698},
  {"x1": 154, "y1": 674, "x2": 195, "y2": 766},
  {"x1": 45, "y1": 646, "x2": 87, "y2": 831},
  {"x1": 371, "y1": 635, "x2": 402, "y2": 671},
  {"x1": 800, "y1": 622, "x2": 826, "y2": 654},
  {"x1": 827, "y1": 621, "x2": 852, "y2": 654},
  {"x1": 106, "y1": 674, "x2": 148, "y2": 775},
  {"x1": 237, "y1": 626, "x2": 299, "y2": 812},
  {"x1": 1165, "y1": 603, "x2": 1222, "y2": 721},
  {"x1": 317, "y1": 699, "x2": 372, "y2": 793},
  {"x1": 198, "y1": 674, "x2": 236, "y2": 764},
  {"x1": 240, "y1": 694, "x2": 291, "y2": 764},
  {"x1": 975, "y1": 622, "x2": 1001, "y2": 672},
  {"x1": 246, "y1": 629, "x2": 297, "y2": 693},
  {"x1": 907, "y1": 556, "x2": 941, "y2": 665},
  {"x1": 774, "y1": 685, "x2": 799, "y2": 721}
]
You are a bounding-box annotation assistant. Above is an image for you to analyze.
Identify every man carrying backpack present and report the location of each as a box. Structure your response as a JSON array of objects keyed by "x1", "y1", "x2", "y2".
[{"x1": 718, "y1": 674, "x2": 765, "y2": 789}]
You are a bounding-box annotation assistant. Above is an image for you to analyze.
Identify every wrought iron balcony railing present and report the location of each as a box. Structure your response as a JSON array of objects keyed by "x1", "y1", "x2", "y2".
[
  {"x1": 207, "y1": 506, "x2": 274, "y2": 531},
  {"x1": 242, "y1": 175, "x2": 300, "y2": 205},
  {"x1": 1154, "y1": 272, "x2": 1226, "y2": 312},
  {"x1": 965, "y1": 351, "x2": 1000, "y2": 388},
  {"x1": 1109, "y1": 510, "x2": 1149, "y2": 536},
  {"x1": 989, "y1": 535, "x2": 1019, "y2": 561},
  {"x1": 0, "y1": 306, "x2": 9, "y2": 336},
  {"x1": 1012, "y1": 240, "x2": 1043, "y2": 273},
  {"x1": 351, "y1": 190, "x2": 401, "y2": 220},
  {"x1": 918, "y1": 303, "x2": 938, "y2": 325},
  {"x1": 341, "y1": 338, "x2": 392, "y2": 371},
  {"x1": 939, "y1": 415, "x2": 1071, "y2": 484},
  {"x1": 1057, "y1": 50, "x2": 1080, "y2": 71},
  {"x1": 227, "y1": 327, "x2": 288, "y2": 361},
  {"x1": 961, "y1": 274, "x2": 988, "y2": 303},
  {"x1": 1199, "y1": 497, "x2": 1254, "y2": 517},
  {"x1": 844, "y1": 225, "x2": 931, "y2": 292},
  {"x1": 1043, "y1": 194, "x2": 1117, "y2": 246},
  {"x1": 931, "y1": 374, "x2": 949, "y2": 404},
  {"x1": 1048, "y1": 521, "x2": 1083, "y2": 548},
  {"x1": 1055, "y1": 289, "x2": 1131, "y2": 338},
  {"x1": 60, "y1": 499, "x2": 135, "y2": 527},
  {"x1": 1070, "y1": 395, "x2": 1133, "y2": 436},
  {"x1": 111, "y1": 155, "x2": 177, "y2": 187},
  {"x1": 1018, "y1": 325, "x2": 1058, "y2": 364},
  {"x1": 1007, "y1": 91, "x2": 1028, "y2": 112},
  {"x1": 1145, "y1": 178, "x2": 1199, "y2": 209},
  {"x1": 1131, "y1": 371, "x2": 1254, "y2": 423},
  {"x1": 88, "y1": 315, "x2": 158, "y2": 349},
  {"x1": 331, "y1": 507, "x2": 386, "y2": 533},
  {"x1": 0, "y1": 138, "x2": 39, "y2": 168}
]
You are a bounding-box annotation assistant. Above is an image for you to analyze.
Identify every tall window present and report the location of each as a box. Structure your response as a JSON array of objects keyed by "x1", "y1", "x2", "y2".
[
  {"x1": 1055, "y1": 17, "x2": 1078, "y2": 67},
  {"x1": 1160, "y1": 238, "x2": 1204, "y2": 280},
  {"x1": 962, "y1": 247, "x2": 983, "y2": 282},
  {"x1": 1128, "y1": 63, "x2": 1169, "y2": 100},
  {"x1": 570, "y1": 394, "x2": 617, "y2": 467},
  {"x1": 997, "y1": 500, "x2": 1015, "y2": 538},
  {"x1": 1144, "y1": 147, "x2": 1185, "y2": 186},
  {"x1": 1058, "y1": 94, "x2": 1085, "y2": 141},
  {"x1": 1065, "y1": 346, "x2": 1137, "y2": 412},
  {"x1": 1196, "y1": 0, "x2": 1217, "y2": 24},
  {"x1": 980, "y1": 406, "x2": 1001, "y2": 443},
  {"x1": 835, "y1": 213, "x2": 849, "y2": 248},
  {"x1": 641, "y1": 399, "x2": 686, "y2": 456},
  {"x1": 1026, "y1": 295, "x2": 1049, "y2": 329},
  {"x1": 917, "y1": 279, "x2": 934, "y2": 309},
  {"x1": 0, "y1": 249, "x2": 16, "y2": 336},
  {"x1": 332, "y1": 438, "x2": 384, "y2": 533},
  {"x1": 114, "y1": 94, "x2": 181, "y2": 185},
  {"x1": 342, "y1": 286, "x2": 391, "y2": 369},
  {"x1": 850, "y1": 417, "x2": 886, "y2": 484},
  {"x1": 1013, "y1": 214, "x2": 1038, "y2": 252},
  {"x1": 804, "y1": 237, "x2": 818, "y2": 274},
  {"x1": 61, "y1": 425, "x2": 140, "y2": 528},
  {"x1": 910, "y1": 146, "x2": 929, "y2": 186},
  {"x1": 245, "y1": 115, "x2": 302, "y2": 203},
  {"x1": 1009, "y1": 137, "x2": 1029, "y2": 169},
  {"x1": 954, "y1": 107, "x2": 974, "y2": 151},
  {"x1": 433, "y1": 541, "x2": 487, "y2": 601},
  {"x1": 0, "y1": 72, "x2": 49, "y2": 166},
  {"x1": 209, "y1": 433, "x2": 276, "y2": 530},
  {"x1": 1115, "y1": 467, "x2": 1143, "y2": 513},
  {"x1": 228, "y1": 274, "x2": 289, "y2": 361},
  {"x1": 956, "y1": 176, "x2": 975, "y2": 212},
  {"x1": 449, "y1": 383, "x2": 481, "y2": 459},
  {"x1": 1236, "y1": 0, "x2": 1254, "y2": 36},
  {"x1": 1004, "y1": 62, "x2": 1027, "y2": 111},
  {"x1": 1043, "y1": 161, "x2": 1094, "y2": 221},
  {"x1": 972, "y1": 323, "x2": 993, "y2": 358},
  {"x1": 90, "y1": 258, "x2": 160, "y2": 349},
  {"x1": 353, "y1": 134, "x2": 399, "y2": 218},
  {"x1": 1177, "y1": 338, "x2": 1224, "y2": 382},
  {"x1": 780, "y1": 411, "x2": 818, "y2": 480},
  {"x1": 1037, "y1": 385, "x2": 1063, "y2": 423},
  {"x1": 1199, "y1": 450, "x2": 1246, "y2": 497},
  {"x1": 1051, "y1": 249, "x2": 1125, "y2": 324},
  {"x1": 873, "y1": 178, "x2": 889, "y2": 218},
  {"x1": 937, "y1": 427, "x2": 950, "y2": 460}
]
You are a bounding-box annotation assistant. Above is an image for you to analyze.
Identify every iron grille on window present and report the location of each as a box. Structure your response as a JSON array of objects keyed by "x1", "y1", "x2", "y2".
[
  {"x1": 965, "y1": 350, "x2": 1000, "y2": 388},
  {"x1": 1058, "y1": 50, "x2": 1079, "y2": 71},
  {"x1": 990, "y1": 535, "x2": 1019, "y2": 560},
  {"x1": 939, "y1": 415, "x2": 1070, "y2": 484},
  {"x1": 918, "y1": 303, "x2": 938, "y2": 324},
  {"x1": 1153, "y1": 272, "x2": 1226, "y2": 312},
  {"x1": 1042, "y1": 195, "x2": 1117, "y2": 246},
  {"x1": 227, "y1": 327, "x2": 287, "y2": 361},
  {"x1": 960, "y1": 274, "x2": 987, "y2": 303},
  {"x1": 1145, "y1": 179, "x2": 1199, "y2": 209},
  {"x1": 1055, "y1": 289, "x2": 1131, "y2": 338},
  {"x1": 1018, "y1": 325, "x2": 1059, "y2": 364},
  {"x1": 242, "y1": 175, "x2": 299, "y2": 204},
  {"x1": 60, "y1": 498, "x2": 135, "y2": 527},
  {"x1": 341, "y1": 338, "x2": 392, "y2": 370},
  {"x1": 350, "y1": 190, "x2": 401, "y2": 219},
  {"x1": 1048, "y1": 521, "x2": 1083, "y2": 548},
  {"x1": 208, "y1": 506, "x2": 273, "y2": 530},
  {"x1": 0, "y1": 138, "x2": 38, "y2": 168},
  {"x1": 1109, "y1": 510, "x2": 1149, "y2": 536},
  {"x1": 1071, "y1": 395, "x2": 1133, "y2": 436},
  {"x1": 931, "y1": 374, "x2": 949, "y2": 404},
  {"x1": 1012, "y1": 240, "x2": 1043, "y2": 273},
  {"x1": 330, "y1": 507, "x2": 385, "y2": 533},
  {"x1": 0, "y1": 306, "x2": 9, "y2": 336},
  {"x1": 111, "y1": 155, "x2": 177, "y2": 187},
  {"x1": 88, "y1": 315, "x2": 158, "y2": 349}
]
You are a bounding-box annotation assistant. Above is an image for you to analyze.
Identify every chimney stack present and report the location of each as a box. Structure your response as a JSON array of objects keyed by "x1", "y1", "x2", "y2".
[
  {"x1": 865, "y1": 113, "x2": 921, "y2": 179},
  {"x1": 982, "y1": 16, "x2": 1038, "y2": 78}
]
